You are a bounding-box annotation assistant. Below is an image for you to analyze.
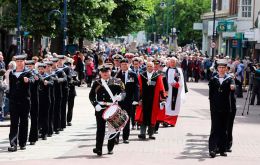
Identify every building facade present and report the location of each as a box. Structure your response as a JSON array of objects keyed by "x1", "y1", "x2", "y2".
[{"x1": 201, "y1": 0, "x2": 260, "y2": 61}]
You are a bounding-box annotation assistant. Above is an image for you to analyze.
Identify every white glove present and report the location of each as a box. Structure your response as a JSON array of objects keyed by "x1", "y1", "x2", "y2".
[
  {"x1": 115, "y1": 94, "x2": 122, "y2": 101},
  {"x1": 160, "y1": 101, "x2": 166, "y2": 110},
  {"x1": 95, "y1": 104, "x2": 103, "y2": 112},
  {"x1": 132, "y1": 101, "x2": 139, "y2": 105}
]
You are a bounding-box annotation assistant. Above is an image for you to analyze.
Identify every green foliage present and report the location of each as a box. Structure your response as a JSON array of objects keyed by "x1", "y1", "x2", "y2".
[
  {"x1": 145, "y1": 0, "x2": 211, "y2": 46},
  {"x1": 104, "y1": 0, "x2": 155, "y2": 37}
]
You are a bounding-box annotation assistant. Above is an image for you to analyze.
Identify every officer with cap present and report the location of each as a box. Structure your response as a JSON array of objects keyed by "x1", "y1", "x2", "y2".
[
  {"x1": 111, "y1": 54, "x2": 123, "y2": 76},
  {"x1": 208, "y1": 59, "x2": 236, "y2": 158},
  {"x1": 89, "y1": 64, "x2": 125, "y2": 156},
  {"x1": 8, "y1": 54, "x2": 34, "y2": 152}
]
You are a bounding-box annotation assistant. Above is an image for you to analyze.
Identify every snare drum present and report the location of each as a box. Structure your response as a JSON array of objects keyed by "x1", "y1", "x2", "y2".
[{"x1": 102, "y1": 104, "x2": 129, "y2": 131}]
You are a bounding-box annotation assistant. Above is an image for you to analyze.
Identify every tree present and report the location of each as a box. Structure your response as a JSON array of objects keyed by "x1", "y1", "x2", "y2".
[
  {"x1": 104, "y1": 0, "x2": 155, "y2": 37},
  {"x1": 145, "y1": 0, "x2": 211, "y2": 47}
]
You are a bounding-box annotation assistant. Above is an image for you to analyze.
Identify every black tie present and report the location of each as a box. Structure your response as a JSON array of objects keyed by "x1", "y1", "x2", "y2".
[{"x1": 122, "y1": 72, "x2": 125, "y2": 83}]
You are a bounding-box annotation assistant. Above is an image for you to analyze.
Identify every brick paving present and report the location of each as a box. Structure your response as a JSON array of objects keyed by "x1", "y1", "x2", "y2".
[{"x1": 0, "y1": 82, "x2": 260, "y2": 165}]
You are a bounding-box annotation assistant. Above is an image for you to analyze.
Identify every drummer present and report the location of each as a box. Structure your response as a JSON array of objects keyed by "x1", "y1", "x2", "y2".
[{"x1": 89, "y1": 64, "x2": 125, "y2": 156}]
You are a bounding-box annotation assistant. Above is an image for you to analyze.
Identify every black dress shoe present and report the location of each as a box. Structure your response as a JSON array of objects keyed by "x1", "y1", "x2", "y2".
[
  {"x1": 108, "y1": 150, "x2": 113, "y2": 155},
  {"x1": 30, "y1": 142, "x2": 36, "y2": 145},
  {"x1": 154, "y1": 131, "x2": 158, "y2": 134},
  {"x1": 8, "y1": 146, "x2": 17, "y2": 152},
  {"x1": 209, "y1": 151, "x2": 216, "y2": 158},
  {"x1": 60, "y1": 128, "x2": 64, "y2": 131},
  {"x1": 115, "y1": 138, "x2": 119, "y2": 145},
  {"x1": 20, "y1": 146, "x2": 26, "y2": 150},
  {"x1": 93, "y1": 148, "x2": 102, "y2": 156},
  {"x1": 67, "y1": 122, "x2": 72, "y2": 126},
  {"x1": 138, "y1": 134, "x2": 146, "y2": 140},
  {"x1": 47, "y1": 134, "x2": 52, "y2": 137},
  {"x1": 42, "y1": 135, "x2": 47, "y2": 140},
  {"x1": 123, "y1": 140, "x2": 129, "y2": 144},
  {"x1": 226, "y1": 149, "x2": 232, "y2": 152},
  {"x1": 220, "y1": 152, "x2": 227, "y2": 157},
  {"x1": 55, "y1": 131, "x2": 60, "y2": 134},
  {"x1": 149, "y1": 136, "x2": 156, "y2": 140}
]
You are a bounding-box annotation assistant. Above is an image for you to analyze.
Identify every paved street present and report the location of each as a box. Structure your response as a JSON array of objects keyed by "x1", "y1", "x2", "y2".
[{"x1": 0, "y1": 82, "x2": 260, "y2": 165}]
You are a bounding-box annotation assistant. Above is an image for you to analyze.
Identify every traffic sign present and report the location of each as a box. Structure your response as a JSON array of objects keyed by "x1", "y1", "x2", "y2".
[{"x1": 211, "y1": 42, "x2": 216, "y2": 48}]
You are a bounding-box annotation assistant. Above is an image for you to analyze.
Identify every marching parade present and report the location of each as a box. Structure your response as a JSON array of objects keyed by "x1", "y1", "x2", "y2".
[{"x1": 0, "y1": 0, "x2": 260, "y2": 164}]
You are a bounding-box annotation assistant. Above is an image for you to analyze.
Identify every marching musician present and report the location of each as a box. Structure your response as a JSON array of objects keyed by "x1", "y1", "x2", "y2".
[
  {"x1": 38, "y1": 63, "x2": 54, "y2": 140},
  {"x1": 89, "y1": 64, "x2": 125, "y2": 156},
  {"x1": 115, "y1": 58, "x2": 139, "y2": 144},
  {"x1": 8, "y1": 55, "x2": 34, "y2": 152}
]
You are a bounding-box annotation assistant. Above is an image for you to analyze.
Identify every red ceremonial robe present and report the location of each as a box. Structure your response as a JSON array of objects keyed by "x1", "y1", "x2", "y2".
[{"x1": 135, "y1": 73, "x2": 164, "y2": 126}]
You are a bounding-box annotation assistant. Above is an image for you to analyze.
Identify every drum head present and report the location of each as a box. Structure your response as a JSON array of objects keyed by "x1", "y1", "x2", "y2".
[{"x1": 103, "y1": 105, "x2": 118, "y2": 119}]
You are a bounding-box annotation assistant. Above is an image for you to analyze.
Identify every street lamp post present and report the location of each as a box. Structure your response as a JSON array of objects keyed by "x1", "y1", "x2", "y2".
[
  {"x1": 212, "y1": 0, "x2": 217, "y2": 59},
  {"x1": 63, "y1": 0, "x2": 67, "y2": 55},
  {"x1": 17, "y1": 0, "x2": 21, "y2": 55},
  {"x1": 48, "y1": 0, "x2": 68, "y2": 55}
]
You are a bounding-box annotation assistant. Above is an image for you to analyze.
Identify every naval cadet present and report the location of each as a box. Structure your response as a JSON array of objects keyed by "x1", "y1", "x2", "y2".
[
  {"x1": 8, "y1": 55, "x2": 34, "y2": 152},
  {"x1": 208, "y1": 59, "x2": 236, "y2": 158}
]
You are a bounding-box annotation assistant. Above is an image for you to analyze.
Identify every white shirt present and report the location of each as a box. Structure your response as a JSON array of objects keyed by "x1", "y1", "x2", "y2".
[
  {"x1": 147, "y1": 71, "x2": 154, "y2": 81},
  {"x1": 122, "y1": 70, "x2": 128, "y2": 84},
  {"x1": 101, "y1": 78, "x2": 109, "y2": 85},
  {"x1": 219, "y1": 77, "x2": 224, "y2": 85}
]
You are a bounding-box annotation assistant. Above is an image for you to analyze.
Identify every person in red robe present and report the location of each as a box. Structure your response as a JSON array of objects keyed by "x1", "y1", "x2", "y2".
[{"x1": 136, "y1": 62, "x2": 165, "y2": 140}]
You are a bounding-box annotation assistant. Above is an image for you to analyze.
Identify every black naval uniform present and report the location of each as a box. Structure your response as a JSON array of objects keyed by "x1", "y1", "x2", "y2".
[
  {"x1": 8, "y1": 68, "x2": 33, "y2": 150},
  {"x1": 28, "y1": 70, "x2": 40, "y2": 144},
  {"x1": 38, "y1": 73, "x2": 54, "y2": 139},
  {"x1": 116, "y1": 70, "x2": 139, "y2": 142},
  {"x1": 67, "y1": 69, "x2": 80, "y2": 125},
  {"x1": 208, "y1": 73, "x2": 235, "y2": 156},
  {"x1": 48, "y1": 72, "x2": 55, "y2": 136},
  {"x1": 53, "y1": 69, "x2": 66, "y2": 133},
  {"x1": 60, "y1": 65, "x2": 70, "y2": 129},
  {"x1": 89, "y1": 77, "x2": 125, "y2": 155}
]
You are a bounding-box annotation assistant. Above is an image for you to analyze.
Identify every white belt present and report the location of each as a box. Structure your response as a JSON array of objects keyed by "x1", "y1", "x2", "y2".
[{"x1": 98, "y1": 101, "x2": 113, "y2": 106}]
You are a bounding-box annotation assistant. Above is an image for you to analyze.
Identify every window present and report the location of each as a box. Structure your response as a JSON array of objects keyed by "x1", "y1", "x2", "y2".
[
  {"x1": 230, "y1": 0, "x2": 238, "y2": 16},
  {"x1": 241, "y1": 0, "x2": 252, "y2": 17}
]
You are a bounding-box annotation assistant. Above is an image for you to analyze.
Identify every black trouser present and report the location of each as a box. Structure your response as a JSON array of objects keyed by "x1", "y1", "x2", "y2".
[
  {"x1": 86, "y1": 75, "x2": 93, "y2": 86},
  {"x1": 235, "y1": 79, "x2": 243, "y2": 97},
  {"x1": 61, "y1": 90, "x2": 68, "y2": 129},
  {"x1": 48, "y1": 92, "x2": 55, "y2": 135},
  {"x1": 29, "y1": 99, "x2": 39, "y2": 142},
  {"x1": 209, "y1": 110, "x2": 229, "y2": 153},
  {"x1": 9, "y1": 99, "x2": 30, "y2": 147},
  {"x1": 96, "y1": 111, "x2": 115, "y2": 152},
  {"x1": 140, "y1": 124, "x2": 154, "y2": 136},
  {"x1": 251, "y1": 82, "x2": 260, "y2": 105},
  {"x1": 131, "y1": 105, "x2": 137, "y2": 127},
  {"x1": 67, "y1": 94, "x2": 75, "y2": 123},
  {"x1": 154, "y1": 122, "x2": 160, "y2": 132},
  {"x1": 227, "y1": 109, "x2": 236, "y2": 150},
  {"x1": 53, "y1": 97, "x2": 62, "y2": 132},
  {"x1": 39, "y1": 97, "x2": 50, "y2": 137}
]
